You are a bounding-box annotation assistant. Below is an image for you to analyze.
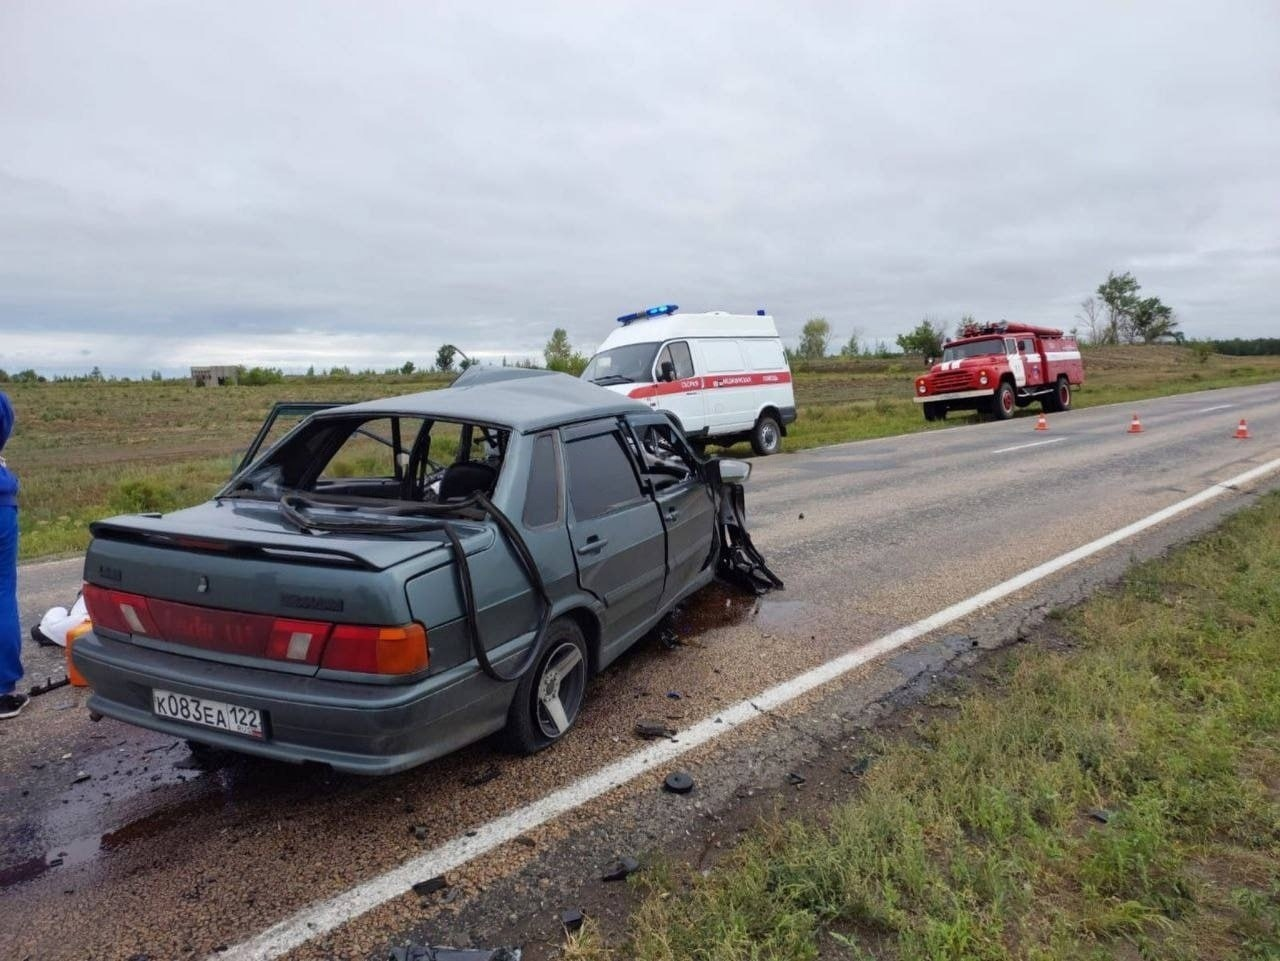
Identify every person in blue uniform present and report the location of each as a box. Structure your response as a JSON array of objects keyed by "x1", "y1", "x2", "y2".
[{"x1": 0, "y1": 391, "x2": 25, "y2": 719}]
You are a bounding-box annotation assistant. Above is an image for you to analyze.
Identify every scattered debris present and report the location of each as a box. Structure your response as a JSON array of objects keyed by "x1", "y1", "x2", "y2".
[
  {"x1": 798, "y1": 512, "x2": 805, "y2": 520},
  {"x1": 28, "y1": 675, "x2": 71, "y2": 697},
  {"x1": 601, "y1": 855, "x2": 640, "y2": 882},
  {"x1": 633, "y1": 719, "x2": 676, "y2": 740},
  {"x1": 665, "y1": 691, "x2": 682, "y2": 700},
  {"x1": 72, "y1": 771, "x2": 90, "y2": 784},
  {"x1": 410, "y1": 824, "x2": 430, "y2": 841},
  {"x1": 663, "y1": 771, "x2": 695, "y2": 795},
  {"x1": 843, "y1": 756, "x2": 872, "y2": 777},
  {"x1": 1087, "y1": 808, "x2": 1113, "y2": 824},
  {"x1": 658, "y1": 624, "x2": 681, "y2": 649},
  {"x1": 513, "y1": 834, "x2": 537, "y2": 848},
  {"x1": 560, "y1": 908, "x2": 585, "y2": 934},
  {"x1": 412, "y1": 876, "x2": 448, "y2": 897},
  {"x1": 785, "y1": 772, "x2": 806, "y2": 786},
  {"x1": 388, "y1": 947, "x2": 520, "y2": 961},
  {"x1": 462, "y1": 764, "x2": 502, "y2": 788}
]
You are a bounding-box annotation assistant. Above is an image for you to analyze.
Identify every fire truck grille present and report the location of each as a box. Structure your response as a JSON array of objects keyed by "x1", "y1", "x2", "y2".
[{"x1": 931, "y1": 371, "x2": 973, "y2": 392}]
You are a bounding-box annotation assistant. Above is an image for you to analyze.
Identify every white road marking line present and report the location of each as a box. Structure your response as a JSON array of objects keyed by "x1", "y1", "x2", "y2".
[
  {"x1": 1196, "y1": 404, "x2": 1235, "y2": 413},
  {"x1": 991, "y1": 437, "x2": 1066, "y2": 455},
  {"x1": 216, "y1": 453, "x2": 1280, "y2": 961}
]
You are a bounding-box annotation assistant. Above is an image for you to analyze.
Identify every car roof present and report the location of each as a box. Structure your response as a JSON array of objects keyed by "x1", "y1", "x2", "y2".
[{"x1": 324, "y1": 367, "x2": 649, "y2": 433}]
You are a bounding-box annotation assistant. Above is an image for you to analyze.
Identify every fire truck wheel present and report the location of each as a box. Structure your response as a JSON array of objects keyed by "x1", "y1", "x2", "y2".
[
  {"x1": 751, "y1": 414, "x2": 782, "y2": 455},
  {"x1": 1043, "y1": 376, "x2": 1071, "y2": 413},
  {"x1": 990, "y1": 382, "x2": 1016, "y2": 420},
  {"x1": 923, "y1": 402, "x2": 945, "y2": 422}
]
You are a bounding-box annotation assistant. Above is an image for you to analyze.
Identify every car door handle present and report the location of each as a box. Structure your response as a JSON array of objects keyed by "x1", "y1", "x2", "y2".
[{"x1": 576, "y1": 537, "x2": 608, "y2": 556}]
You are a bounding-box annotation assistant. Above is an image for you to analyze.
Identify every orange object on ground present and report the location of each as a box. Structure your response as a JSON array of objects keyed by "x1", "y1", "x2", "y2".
[
  {"x1": 1234, "y1": 418, "x2": 1251, "y2": 439},
  {"x1": 1035, "y1": 413, "x2": 1048, "y2": 431},
  {"x1": 1127, "y1": 413, "x2": 1144, "y2": 433},
  {"x1": 65, "y1": 622, "x2": 93, "y2": 687}
]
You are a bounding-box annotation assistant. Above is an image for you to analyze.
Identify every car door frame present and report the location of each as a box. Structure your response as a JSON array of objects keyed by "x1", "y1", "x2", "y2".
[
  {"x1": 560, "y1": 418, "x2": 669, "y2": 663},
  {"x1": 622, "y1": 412, "x2": 718, "y2": 607}
]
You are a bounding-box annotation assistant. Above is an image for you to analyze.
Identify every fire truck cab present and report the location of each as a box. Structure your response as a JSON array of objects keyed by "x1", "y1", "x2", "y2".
[{"x1": 913, "y1": 321, "x2": 1084, "y2": 422}]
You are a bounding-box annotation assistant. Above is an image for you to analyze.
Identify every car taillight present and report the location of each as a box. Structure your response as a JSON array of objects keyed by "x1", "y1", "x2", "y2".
[
  {"x1": 84, "y1": 584, "x2": 161, "y2": 638},
  {"x1": 321, "y1": 623, "x2": 429, "y2": 676},
  {"x1": 83, "y1": 582, "x2": 426, "y2": 674}
]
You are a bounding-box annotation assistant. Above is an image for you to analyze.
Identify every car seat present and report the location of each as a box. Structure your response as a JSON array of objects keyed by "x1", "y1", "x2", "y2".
[{"x1": 438, "y1": 461, "x2": 498, "y2": 501}]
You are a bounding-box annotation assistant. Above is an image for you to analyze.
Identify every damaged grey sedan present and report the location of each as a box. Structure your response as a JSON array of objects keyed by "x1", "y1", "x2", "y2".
[{"x1": 73, "y1": 368, "x2": 780, "y2": 774}]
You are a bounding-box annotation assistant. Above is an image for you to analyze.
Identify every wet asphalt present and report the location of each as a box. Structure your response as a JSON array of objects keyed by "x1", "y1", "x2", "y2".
[{"x1": 2, "y1": 383, "x2": 1278, "y2": 961}]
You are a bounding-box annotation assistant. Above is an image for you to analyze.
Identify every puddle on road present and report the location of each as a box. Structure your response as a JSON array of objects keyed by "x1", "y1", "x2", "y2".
[{"x1": 668, "y1": 581, "x2": 812, "y2": 638}]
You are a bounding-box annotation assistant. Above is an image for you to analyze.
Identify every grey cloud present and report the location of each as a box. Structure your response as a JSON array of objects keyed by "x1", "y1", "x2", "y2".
[{"x1": 1, "y1": 0, "x2": 1277, "y2": 374}]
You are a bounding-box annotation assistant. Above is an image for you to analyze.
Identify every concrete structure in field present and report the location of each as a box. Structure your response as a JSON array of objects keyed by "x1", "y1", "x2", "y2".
[{"x1": 191, "y1": 365, "x2": 239, "y2": 387}]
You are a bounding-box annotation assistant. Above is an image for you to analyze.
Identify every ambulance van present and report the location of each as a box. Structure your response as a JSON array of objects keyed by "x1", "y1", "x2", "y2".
[{"x1": 581, "y1": 305, "x2": 796, "y2": 454}]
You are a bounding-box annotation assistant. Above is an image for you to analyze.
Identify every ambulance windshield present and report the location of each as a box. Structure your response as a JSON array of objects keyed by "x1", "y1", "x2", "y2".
[{"x1": 582, "y1": 343, "x2": 660, "y2": 385}]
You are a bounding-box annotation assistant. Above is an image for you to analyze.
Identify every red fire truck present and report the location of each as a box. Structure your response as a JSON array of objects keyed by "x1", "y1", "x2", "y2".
[{"x1": 913, "y1": 321, "x2": 1084, "y2": 422}]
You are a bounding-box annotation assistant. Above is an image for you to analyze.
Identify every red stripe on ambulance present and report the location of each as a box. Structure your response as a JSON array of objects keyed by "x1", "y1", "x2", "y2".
[{"x1": 627, "y1": 370, "x2": 792, "y2": 400}]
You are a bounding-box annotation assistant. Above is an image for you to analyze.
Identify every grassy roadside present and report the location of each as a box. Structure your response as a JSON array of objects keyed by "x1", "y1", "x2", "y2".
[
  {"x1": 568, "y1": 493, "x2": 1280, "y2": 961},
  {"x1": 5, "y1": 346, "x2": 1280, "y2": 559}
]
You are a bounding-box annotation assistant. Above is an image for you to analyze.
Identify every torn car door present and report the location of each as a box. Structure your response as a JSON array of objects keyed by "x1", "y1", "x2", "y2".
[
  {"x1": 561, "y1": 420, "x2": 666, "y2": 645},
  {"x1": 625, "y1": 413, "x2": 717, "y2": 606}
]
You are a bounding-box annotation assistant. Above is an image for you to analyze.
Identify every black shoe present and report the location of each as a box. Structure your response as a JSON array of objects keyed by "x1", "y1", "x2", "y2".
[{"x1": 0, "y1": 693, "x2": 30, "y2": 719}]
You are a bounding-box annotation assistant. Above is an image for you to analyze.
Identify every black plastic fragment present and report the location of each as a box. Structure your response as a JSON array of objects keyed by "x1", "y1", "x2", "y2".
[
  {"x1": 634, "y1": 719, "x2": 675, "y2": 740},
  {"x1": 786, "y1": 772, "x2": 806, "y2": 786},
  {"x1": 1087, "y1": 808, "x2": 1113, "y2": 824},
  {"x1": 663, "y1": 771, "x2": 695, "y2": 795},
  {"x1": 411, "y1": 876, "x2": 448, "y2": 897},
  {"x1": 601, "y1": 855, "x2": 640, "y2": 881},
  {"x1": 843, "y1": 756, "x2": 871, "y2": 777},
  {"x1": 410, "y1": 824, "x2": 429, "y2": 841},
  {"x1": 388, "y1": 947, "x2": 520, "y2": 961},
  {"x1": 560, "y1": 908, "x2": 585, "y2": 933}
]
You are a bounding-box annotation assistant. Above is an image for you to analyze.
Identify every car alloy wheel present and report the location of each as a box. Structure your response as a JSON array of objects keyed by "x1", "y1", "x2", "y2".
[{"x1": 535, "y1": 640, "x2": 587, "y2": 739}]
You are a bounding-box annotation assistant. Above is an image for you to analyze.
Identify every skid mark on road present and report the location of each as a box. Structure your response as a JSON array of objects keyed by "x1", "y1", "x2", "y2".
[
  {"x1": 216, "y1": 453, "x2": 1280, "y2": 961},
  {"x1": 1196, "y1": 403, "x2": 1235, "y2": 413}
]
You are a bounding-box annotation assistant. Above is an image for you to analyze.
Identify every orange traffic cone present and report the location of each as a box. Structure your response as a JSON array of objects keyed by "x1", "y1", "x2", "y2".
[
  {"x1": 1234, "y1": 418, "x2": 1251, "y2": 439},
  {"x1": 1127, "y1": 413, "x2": 1144, "y2": 434},
  {"x1": 1035, "y1": 413, "x2": 1048, "y2": 431}
]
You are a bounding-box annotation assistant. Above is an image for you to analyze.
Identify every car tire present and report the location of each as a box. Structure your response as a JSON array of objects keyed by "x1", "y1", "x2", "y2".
[
  {"x1": 990, "y1": 382, "x2": 1015, "y2": 420},
  {"x1": 1043, "y1": 376, "x2": 1071, "y2": 413},
  {"x1": 750, "y1": 414, "x2": 782, "y2": 455},
  {"x1": 503, "y1": 618, "x2": 589, "y2": 755}
]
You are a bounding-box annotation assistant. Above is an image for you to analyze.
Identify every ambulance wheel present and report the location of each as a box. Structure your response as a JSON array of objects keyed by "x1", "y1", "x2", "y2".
[
  {"x1": 1043, "y1": 377, "x2": 1071, "y2": 413},
  {"x1": 751, "y1": 415, "x2": 782, "y2": 455},
  {"x1": 990, "y1": 382, "x2": 1016, "y2": 420}
]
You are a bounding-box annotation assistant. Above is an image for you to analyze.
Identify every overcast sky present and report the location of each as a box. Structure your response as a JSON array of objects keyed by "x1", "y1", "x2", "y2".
[{"x1": 2, "y1": 1, "x2": 1277, "y2": 375}]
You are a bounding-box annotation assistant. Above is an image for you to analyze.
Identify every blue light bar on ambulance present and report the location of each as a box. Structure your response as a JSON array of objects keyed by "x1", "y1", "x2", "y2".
[{"x1": 617, "y1": 304, "x2": 678, "y2": 325}]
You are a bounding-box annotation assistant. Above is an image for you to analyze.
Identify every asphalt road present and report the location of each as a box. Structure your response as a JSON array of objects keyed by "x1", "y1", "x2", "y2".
[{"x1": 2, "y1": 383, "x2": 1278, "y2": 961}]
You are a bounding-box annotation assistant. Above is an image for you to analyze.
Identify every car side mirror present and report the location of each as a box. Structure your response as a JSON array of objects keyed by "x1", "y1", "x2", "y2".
[
  {"x1": 707, "y1": 457, "x2": 751, "y2": 485},
  {"x1": 659, "y1": 360, "x2": 677, "y2": 382}
]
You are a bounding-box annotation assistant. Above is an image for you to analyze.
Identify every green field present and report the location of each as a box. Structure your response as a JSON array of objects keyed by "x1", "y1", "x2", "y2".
[
  {"x1": 5, "y1": 345, "x2": 1279, "y2": 559},
  {"x1": 566, "y1": 493, "x2": 1280, "y2": 960}
]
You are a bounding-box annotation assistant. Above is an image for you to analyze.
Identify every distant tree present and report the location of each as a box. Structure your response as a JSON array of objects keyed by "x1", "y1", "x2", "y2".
[
  {"x1": 435, "y1": 344, "x2": 457, "y2": 373},
  {"x1": 896, "y1": 318, "x2": 948, "y2": 357},
  {"x1": 0, "y1": 369, "x2": 9, "y2": 382},
  {"x1": 400, "y1": 360, "x2": 415, "y2": 376},
  {"x1": 544, "y1": 328, "x2": 588, "y2": 375},
  {"x1": 797, "y1": 317, "x2": 832, "y2": 360},
  {"x1": 89, "y1": 365, "x2": 103, "y2": 381},
  {"x1": 14, "y1": 369, "x2": 41, "y2": 383},
  {"x1": 838, "y1": 329, "x2": 865, "y2": 358},
  {"x1": 1075, "y1": 296, "x2": 1106, "y2": 345},
  {"x1": 150, "y1": 370, "x2": 163, "y2": 381},
  {"x1": 305, "y1": 365, "x2": 316, "y2": 378},
  {"x1": 239, "y1": 366, "x2": 285, "y2": 386},
  {"x1": 1095, "y1": 271, "x2": 1178, "y2": 344}
]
